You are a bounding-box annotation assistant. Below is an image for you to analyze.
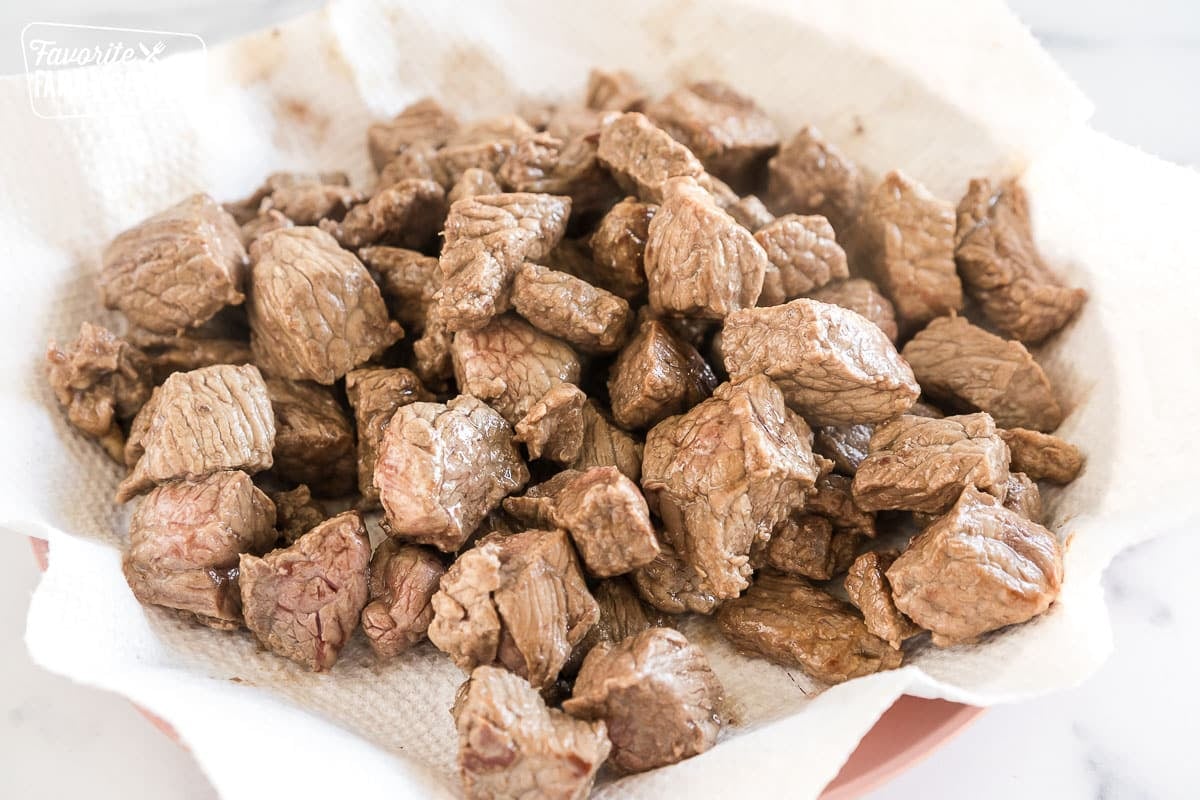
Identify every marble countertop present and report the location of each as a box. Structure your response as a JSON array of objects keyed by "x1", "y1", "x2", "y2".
[{"x1": 1, "y1": 2, "x2": 1197, "y2": 798}]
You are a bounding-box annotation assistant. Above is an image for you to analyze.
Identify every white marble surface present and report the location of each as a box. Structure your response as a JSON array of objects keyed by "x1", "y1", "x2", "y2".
[{"x1": 1, "y1": 1, "x2": 1197, "y2": 798}]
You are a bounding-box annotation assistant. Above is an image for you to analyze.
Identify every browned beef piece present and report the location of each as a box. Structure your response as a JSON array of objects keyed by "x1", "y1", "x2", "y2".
[
  {"x1": 448, "y1": 167, "x2": 502, "y2": 205},
  {"x1": 322, "y1": 178, "x2": 446, "y2": 250},
  {"x1": 357, "y1": 246, "x2": 441, "y2": 335},
  {"x1": 344, "y1": 368, "x2": 432, "y2": 505},
  {"x1": 901, "y1": 315, "x2": 1063, "y2": 432},
  {"x1": 564, "y1": 627, "x2": 722, "y2": 773},
  {"x1": 844, "y1": 551, "x2": 922, "y2": 649},
  {"x1": 644, "y1": 176, "x2": 768, "y2": 318},
  {"x1": 248, "y1": 227, "x2": 402, "y2": 384},
  {"x1": 754, "y1": 214, "x2": 849, "y2": 305},
  {"x1": 262, "y1": 179, "x2": 366, "y2": 226},
  {"x1": 1003, "y1": 472, "x2": 1043, "y2": 522},
  {"x1": 117, "y1": 364, "x2": 276, "y2": 502},
  {"x1": 888, "y1": 487, "x2": 1064, "y2": 646},
  {"x1": 361, "y1": 539, "x2": 446, "y2": 659},
  {"x1": 571, "y1": 402, "x2": 644, "y2": 481},
  {"x1": 412, "y1": 304, "x2": 455, "y2": 392},
  {"x1": 46, "y1": 322, "x2": 153, "y2": 462},
  {"x1": 514, "y1": 384, "x2": 587, "y2": 463},
  {"x1": 589, "y1": 197, "x2": 655, "y2": 301},
  {"x1": 1001, "y1": 427, "x2": 1084, "y2": 483},
  {"x1": 123, "y1": 471, "x2": 276, "y2": 629},
  {"x1": 632, "y1": 543, "x2": 719, "y2": 615},
  {"x1": 449, "y1": 115, "x2": 538, "y2": 147},
  {"x1": 642, "y1": 375, "x2": 820, "y2": 600},
  {"x1": 851, "y1": 413, "x2": 1010, "y2": 514},
  {"x1": 239, "y1": 511, "x2": 371, "y2": 670},
  {"x1": 586, "y1": 68, "x2": 646, "y2": 111},
  {"x1": 264, "y1": 378, "x2": 356, "y2": 497},
  {"x1": 722, "y1": 298, "x2": 919, "y2": 426},
  {"x1": 596, "y1": 112, "x2": 706, "y2": 203},
  {"x1": 454, "y1": 666, "x2": 610, "y2": 800},
  {"x1": 430, "y1": 529, "x2": 598, "y2": 688},
  {"x1": 727, "y1": 194, "x2": 775, "y2": 232},
  {"x1": 226, "y1": 171, "x2": 353, "y2": 224},
  {"x1": 432, "y1": 143, "x2": 515, "y2": 189},
  {"x1": 377, "y1": 142, "x2": 437, "y2": 187},
  {"x1": 807, "y1": 474, "x2": 876, "y2": 537},
  {"x1": 859, "y1": 171, "x2": 963, "y2": 334},
  {"x1": 766, "y1": 126, "x2": 864, "y2": 234},
  {"x1": 439, "y1": 193, "x2": 572, "y2": 332},
  {"x1": 545, "y1": 107, "x2": 619, "y2": 140},
  {"x1": 503, "y1": 471, "x2": 580, "y2": 529},
  {"x1": 375, "y1": 395, "x2": 529, "y2": 552},
  {"x1": 511, "y1": 262, "x2": 633, "y2": 354},
  {"x1": 239, "y1": 208, "x2": 293, "y2": 247},
  {"x1": 717, "y1": 572, "x2": 902, "y2": 683},
  {"x1": 268, "y1": 484, "x2": 327, "y2": 544},
  {"x1": 757, "y1": 515, "x2": 859, "y2": 580},
  {"x1": 569, "y1": 578, "x2": 669, "y2": 668},
  {"x1": 607, "y1": 318, "x2": 717, "y2": 431},
  {"x1": 367, "y1": 97, "x2": 460, "y2": 171},
  {"x1": 452, "y1": 315, "x2": 582, "y2": 425},
  {"x1": 100, "y1": 194, "x2": 248, "y2": 334},
  {"x1": 125, "y1": 313, "x2": 254, "y2": 385},
  {"x1": 646, "y1": 80, "x2": 779, "y2": 184},
  {"x1": 955, "y1": 178, "x2": 1087, "y2": 343},
  {"x1": 813, "y1": 423, "x2": 874, "y2": 476},
  {"x1": 498, "y1": 133, "x2": 619, "y2": 215},
  {"x1": 808, "y1": 278, "x2": 899, "y2": 343}
]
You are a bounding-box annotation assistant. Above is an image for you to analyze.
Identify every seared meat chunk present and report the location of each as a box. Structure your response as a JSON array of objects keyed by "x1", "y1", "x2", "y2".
[
  {"x1": 430, "y1": 529, "x2": 598, "y2": 688},
  {"x1": 632, "y1": 543, "x2": 719, "y2": 615},
  {"x1": 758, "y1": 514, "x2": 859, "y2": 580},
  {"x1": 261, "y1": 178, "x2": 365, "y2": 226},
  {"x1": 722, "y1": 298, "x2": 919, "y2": 426},
  {"x1": 754, "y1": 214, "x2": 849, "y2": 305},
  {"x1": 269, "y1": 484, "x2": 326, "y2": 544},
  {"x1": 955, "y1": 178, "x2": 1087, "y2": 343},
  {"x1": 586, "y1": 68, "x2": 646, "y2": 111},
  {"x1": 412, "y1": 305, "x2": 456, "y2": 392},
  {"x1": 264, "y1": 378, "x2": 356, "y2": 497},
  {"x1": 239, "y1": 511, "x2": 371, "y2": 671},
  {"x1": 367, "y1": 97, "x2": 460, "y2": 171},
  {"x1": 449, "y1": 167, "x2": 502, "y2": 204},
  {"x1": 361, "y1": 539, "x2": 446, "y2": 659},
  {"x1": 378, "y1": 143, "x2": 437, "y2": 187},
  {"x1": 323, "y1": 178, "x2": 446, "y2": 249},
  {"x1": 239, "y1": 208, "x2": 293, "y2": 247},
  {"x1": 100, "y1": 194, "x2": 247, "y2": 334},
  {"x1": 642, "y1": 375, "x2": 820, "y2": 600},
  {"x1": 608, "y1": 318, "x2": 717, "y2": 430},
  {"x1": 248, "y1": 227, "x2": 402, "y2": 384},
  {"x1": 859, "y1": 171, "x2": 963, "y2": 333},
  {"x1": 644, "y1": 176, "x2": 768, "y2": 318},
  {"x1": 570, "y1": 402, "x2": 643, "y2": 481},
  {"x1": 844, "y1": 551, "x2": 921, "y2": 649},
  {"x1": 126, "y1": 318, "x2": 253, "y2": 386},
  {"x1": 902, "y1": 315, "x2": 1063, "y2": 432},
  {"x1": 806, "y1": 474, "x2": 876, "y2": 537},
  {"x1": 888, "y1": 487, "x2": 1064, "y2": 646},
  {"x1": 1000, "y1": 427, "x2": 1084, "y2": 484},
  {"x1": 452, "y1": 315, "x2": 582, "y2": 425},
  {"x1": 589, "y1": 197, "x2": 655, "y2": 301},
  {"x1": 123, "y1": 471, "x2": 275, "y2": 629},
  {"x1": 511, "y1": 262, "x2": 633, "y2": 354},
  {"x1": 717, "y1": 572, "x2": 902, "y2": 684},
  {"x1": 514, "y1": 383, "x2": 587, "y2": 463},
  {"x1": 117, "y1": 364, "x2": 276, "y2": 502},
  {"x1": 570, "y1": 578, "x2": 669, "y2": 668},
  {"x1": 344, "y1": 368, "x2": 431, "y2": 505},
  {"x1": 454, "y1": 666, "x2": 610, "y2": 800},
  {"x1": 46, "y1": 322, "x2": 153, "y2": 462},
  {"x1": 357, "y1": 246, "x2": 441, "y2": 334},
  {"x1": 813, "y1": 423, "x2": 874, "y2": 476},
  {"x1": 596, "y1": 112, "x2": 705, "y2": 203},
  {"x1": 564, "y1": 627, "x2": 723, "y2": 773},
  {"x1": 1003, "y1": 472, "x2": 1043, "y2": 522},
  {"x1": 766, "y1": 126, "x2": 863, "y2": 234},
  {"x1": 226, "y1": 171, "x2": 352, "y2": 224},
  {"x1": 808, "y1": 278, "x2": 899, "y2": 343},
  {"x1": 503, "y1": 471, "x2": 580, "y2": 529},
  {"x1": 727, "y1": 194, "x2": 775, "y2": 232},
  {"x1": 851, "y1": 413, "x2": 1010, "y2": 514},
  {"x1": 498, "y1": 133, "x2": 619, "y2": 214}
]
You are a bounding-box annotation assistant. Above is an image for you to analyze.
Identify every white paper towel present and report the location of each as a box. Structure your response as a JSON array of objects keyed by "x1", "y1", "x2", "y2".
[{"x1": 5, "y1": 1, "x2": 1199, "y2": 798}]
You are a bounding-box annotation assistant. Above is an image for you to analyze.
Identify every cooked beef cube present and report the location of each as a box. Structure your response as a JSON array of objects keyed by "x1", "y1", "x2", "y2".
[
  {"x1": 454, "y1": 666, "x2": 610, "y2": 800},
  {"x1": 754, "y1": 214, "x2": 849, "y2": 305},
  {"x1": 449, "y1": 115, "x2": 538, "y2": 147},
  {"x1": 46, "y1": 322, "x2": 153, "y2": 462},
  {"x1": 844, "y1": 551, "x2": 922, "y2": 649},
  {"x1": 361, "y1": 539, "x2": 445, "y2": 659},
  {"x1": 632, "y1": 543, "x2": 719, "y2": 615},
  {"x1": 859, "y1": 171, "x2": 963, "y2": 333},
  {"x1": 586, "y1": 68, "x2": 646, "y2": 111},
  {"x1": 412, "y1": 305, "x2": 456, "y2": 392},
  {"x1": 503, "y1": 471, "x2": 581, "y2": 529},
  {"x1": 564, "y1": 627, "x2": 722, "y2": 773},
  {"x1": 100, "y1": 194, "x2": 248, "y2": 334},
  {"x1": 322, "y1": 178, "x2": 446, "y2": 249},
  {"x1": 448, "y1": 167, "x2": 502, "y2": 204},
  {"x1": 721, "y1": 298, "x2": 919, "y2": 426},
  {"x1": 125, "y1": 313, "x2": 254, "y2": 385},
  {"x1": 569, "y1": 578, "x2": 669, "y2": 669},
  {"x1": 570, "y1": 401, "x2": 644, "y2": 482},
  {"x1": 642, "y1": 374, "x2": 820, "y2": 599},
  {"x1": 514, "y1": 383, "x2": 587, "y2": 463},
  {"x1": 367, "y1": 97, "x2": 460, "y2": 171},
  {"x1": 439, "y1": 192, "x2": 572, "y2": 332},
  {"x1": 758, "y1": 514, "x2": 859, "y2": 580},
  {"x1": 955, "y1": 178, "x2": 1087, "y2": 343},
  {"x1": 345, "y1": 368, "x2": 432, "y2": 505},
  {"x1": 498, "y1": 133, "x2": 619, "y2": 215},
  {"x1": 117, "y1": 364, "x2": 276, "y2": 502},
  {"x1": 226, "y1": 171, "x2": 352, "y2": 224},
  {"x1": 646, "y1": 80, "x2": 779, "y2": 184},
  {"x1": 357, "y1": 246, "x2": 441, "y2": 335},
  {"x1": 589, "y1": 197, "x2": 655, "y2": 301},
  {"x1": 239, "y1": 208, "x2": 293, "y2": 247},
  {"x1": 123, "y1": 471, "x2": 276, "y2": 629},
  {"x1": 807, "y1": 278, "x2": 899, "y2": 343},
  {"x1": 432, "y1": 143, "x2": 515, "y2": 189},
  {"x1": 239, "y1": 510, "x2": 371, "y2": 671},
  {"x1": 375, "y1": 395, "x2": 529, "y2": 552},
  {"x1": 766, "y1": 126, "x2": 864, "y2": 234},
  {"x1": 851, "y1": 413, "x2": 1010, "y2": 514},
  {"x1": 268, "y1": 484, "x2": 327, "y2": 544},
  {"x1": 378, "y1": 142, "x2": 438, "y2": 187},
  {"x1": 452, "y1": 315, "x2": 582, "y2": 425},
  {"x1": 596, "y1": 112, "x2": 706, "y2": 203},
  {"x1": 716, "y1": 572, "x2": 902, "y2": 684},
  {"x1": 807, "y1": 474, "x2": 876, "y2": 537},
  {"x1": 264, "y1": 378, "x2": 356, "y2": 497},
  {"x1": 1003, "y1": 471, "x2": 1043, "y2": 522},
  {"x1": 644, "y1": 176, "x2": 768, "y2": 318},
  {"x1": 248, "y1": 227, "x2": 402, "y2": 384},
  {"x1": 1000, "y1": 427, "x2": 1084, "y2": 483},
  {"x1": 544, "y1": 107, "x2": 619, "y2": 140},
  {"x1": 726, "y1": 194, "x2": 775, "y2": 232},
  {"x1": 511, "y1": 262, "x2": 633, "y2": 354},
  {"x1": 430, "y1": 529, "x2": 598, "y2": 688},
  {"x1": 607, "y1": 318, "x2": 717, "y2": 431},
  {"x1": 901, "y1": 315, "x2": 1063, "y2": 431},
  {"x1": 813, "y1": 423, "x2": 874, "y2": 476},
  {"x1": 887, "y1": 486, "x2": 1064, "y2": 646},
  {"x1": 262, "y1": 179, "x2": 365, "y2": 226}
]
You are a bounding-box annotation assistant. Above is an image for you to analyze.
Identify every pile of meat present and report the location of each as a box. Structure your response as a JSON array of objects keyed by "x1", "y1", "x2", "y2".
[{"x1": 46, "y1": 69, "x2": 1086, "y2": 797}]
